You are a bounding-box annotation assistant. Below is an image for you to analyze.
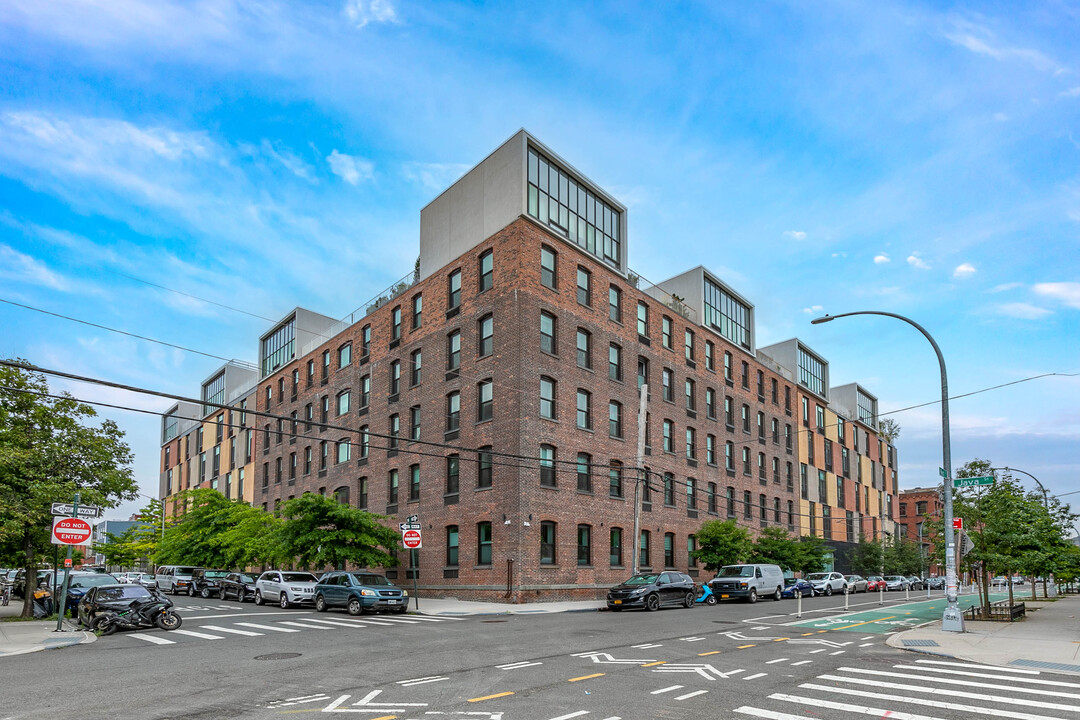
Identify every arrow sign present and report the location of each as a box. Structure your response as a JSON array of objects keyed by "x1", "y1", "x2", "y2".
[
  {"x1": 406, "y1": 514, "x2": 419, "y2": 523},
  {"x1": 51, "y1": 502, "x2": 102, "y2": 518},
  {"x1": 398, "y1": 523, "x2": 422, "y2": 531}
]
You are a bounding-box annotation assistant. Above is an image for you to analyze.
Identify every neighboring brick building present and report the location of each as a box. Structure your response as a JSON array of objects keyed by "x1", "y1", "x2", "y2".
[
  {"x1": 899, "y1": 486, "x2": 942, "y2": 576},
  {"x1": 159, "y1": 130, "x2": 900, "y2": 600}
]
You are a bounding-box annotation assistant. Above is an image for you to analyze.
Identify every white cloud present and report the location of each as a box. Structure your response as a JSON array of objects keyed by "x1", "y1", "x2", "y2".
[
  {"x1": 907, "y1": 253, "x2": 931, "y2": 270},
  {"x1": 402, "y1": 161, "x2": 471, "y2": 192},
  {"x1": 0, "y1": 243, "x2": 69, "y2": 291},
  {"x1": 873, "y1": 253, "x2": 890, "y2": 264},
  {"x1": 343, "y1": 0, "x2": 398, "y2": 29},
  {"x1": 831, "y1": 252, "x2": 847, "y2": 258},
  {"x1": 1059, "y1": 87, "x2": 1080, "y2": 98},
  {"x1": 783, "y1": 230, "x2": 806, "y2": 240},
  {"x1": 944, "y1": 21, "x2": 1061, "y2": 74},
  {"x1": 802, "y1": 304, "x2": 824, "y2": 314},
  {"x1": 993, "y1": 112, "x2": 1009, "y2": 122},
  {"x1": 953, "y1": 263, "x2": 977, "y2": 278},
  {"x1": 1033, "y1": 282, "x2": 1080, "y2": 309},
  {"x1": 326, "y1": 150, "x2": 374, "y2": 185},
  {"x1": 989, "y1": 282, "x2": 1023, "y2": 293},
  {"x1": 260, "y1": 140, "x2": 315, "y2": 182},
  {"x1": 997, "y1": 302, "x2": 1052, "y2": 319}
]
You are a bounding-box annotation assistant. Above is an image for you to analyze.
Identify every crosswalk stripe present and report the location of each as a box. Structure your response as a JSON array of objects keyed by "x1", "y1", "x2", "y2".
[
  {"x1": 357, "y1": 619, "x2": 395, "y2": 626},
  {"x1": 769, "y1": 692, "x2": 954, "y2": 720},
  {"x1": 733, "y1": 707, "x2": 815, "y2": 720},
  {"x1": 408, "y1": 616, "x2": 457, "y2": 622},
  {"x1": 304, "y1": 619, "x2": 368, "y2": 628},
  {"x1": 790, "y1": 661, "x2": 812, "y2": 666},
  {"x1": 742, "y1": 673, "x2": 767, "y2": 681},
  {"x1": 170, "y1": 629, "x2": 225, "y2": 640},
  {"x1": 278, "y1": 621, "x2": 332, "y2": 630},
  {"x1": 833, "y1": 668, "x2": 1080, "y2": 700},
  {"x1": 674, "y1": 690, "x2": 709, "y2": 700},
  {"x1": 764, "y1": 658, "x2": 788, "y2": 664},
  {"x1": 200, "y1": 625, "x2": 263, "y2": 636},
  {"x1": 894, "y1": 664, "x2": 1080, "y2": 689},
  {"x1": 236, "y1": 622, "x2": 300, "y2": 633},
  {"x1": 651, "y1": 685, "x2": 684, "y2": 694},
  {"x1": 913, "y1": 659, "x2": 1042, "y2": 675},
  {"x1": 802, "y1": 681, "x2": 1079, "y2": 718},
  {"x1": 369, "y1": 617, "x2": 419, "y2": 624},
  {"x1": 130, "y1": 634, "x2": 176, "y2": 645}
]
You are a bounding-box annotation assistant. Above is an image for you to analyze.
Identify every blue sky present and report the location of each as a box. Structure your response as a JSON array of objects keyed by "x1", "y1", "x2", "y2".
[{"x1": 1, "y1": 1, "x2": 1077, "y2": 523}]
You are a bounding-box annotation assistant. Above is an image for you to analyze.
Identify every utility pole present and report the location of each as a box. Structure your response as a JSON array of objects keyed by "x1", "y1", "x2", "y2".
[
  {"x1": 632, "y1": 384, "x2": 648, "y2": 574},
  {"x1": 55, "y1": 491, "x2": 79, "y2": 632}
]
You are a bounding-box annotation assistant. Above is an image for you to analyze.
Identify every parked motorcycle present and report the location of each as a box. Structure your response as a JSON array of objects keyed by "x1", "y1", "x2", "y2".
[
  {"x1": 695, "y1": 582, "x2": 717, "y2": 606},
  {"x1": 96, "y1": 595, "x2": 182, "y2": 635}
]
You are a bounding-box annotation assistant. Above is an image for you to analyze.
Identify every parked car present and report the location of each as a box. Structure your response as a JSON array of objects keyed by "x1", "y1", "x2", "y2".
[
  {"x1": 926, "y1": 576, "x2": 944, "y2": 589},
  {"x1": 866, "y1": 576, "x2": 886, "y2": 591},
  {"x1": 805, "y1": 572, "x2": 847, "y2": 596},
  {"x1": 313, "y1": 571, "x2": 409, "y2": 615},
  {"x1": 255, "y1": 570, "x2": 320, "y2": 608},
  {"x1": 189, "y1": 569, "x2": 230, "y2": 598},
  {"x1": 606, "y1": 571, "x2": 696, "y2": 611},
  {"x1": 906, "y1": 576, "x2": 924, "y2": 590},
  {"x1": 845, "y1": 575, "x2": 868, "y2": 593},
  {"x1": 884, "y1": 575, "x2": 910, "y2": 591},
  {"x1": 709, "y1": 564, "x2": 786, "y2": 603},
  {"x1": 134, "y1": 573, "x2": 157, "y2": 589},
  {"x1": 77, "y1": 583, "x2": 158, "y2": 629},
  {"x1": 155, "y1": 565, "x2": 198, "y2": 595},
  {"x1": 781, "y1": 577, "x2": 815, "y2": 598},
  {"x1": 63, "y1": 572, "x2": 121, "y2": 612},
  {"x1": 220, "y1": 572, "x2": 259, "y2": 602}
]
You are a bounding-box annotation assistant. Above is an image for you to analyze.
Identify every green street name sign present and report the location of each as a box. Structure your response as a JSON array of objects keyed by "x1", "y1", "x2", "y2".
[{"x1": 953, "y1": 476, "x2": 995, "y2": 488}]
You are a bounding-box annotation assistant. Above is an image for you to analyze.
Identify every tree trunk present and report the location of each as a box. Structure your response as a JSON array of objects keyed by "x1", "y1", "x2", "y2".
[
  {"x1": 1008, "y1": 575, "x2": 1014, "y2": 606},
  {"x1": 981, "y1": 564, "x2": 991, "y2": 617},
  {"x1": 1042, "y1": 576, "x2": 1048, "y2": 599},
  {"x1": 20, "y1": 530, "x2": 35, "y2": 619}
]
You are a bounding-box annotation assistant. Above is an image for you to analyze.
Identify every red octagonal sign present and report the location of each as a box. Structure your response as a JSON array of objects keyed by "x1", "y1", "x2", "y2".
[
  {"x1": 52, "y1": 516, "x2": 92, "y2": 545},
  {"x1": 402, "y1": 529, "x2": 422, "y2": 550}
]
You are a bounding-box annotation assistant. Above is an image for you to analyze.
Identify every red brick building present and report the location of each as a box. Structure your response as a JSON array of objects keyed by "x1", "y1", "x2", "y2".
[{"x1": 898, "y1": 486, "x2": 942, "y2": 576}]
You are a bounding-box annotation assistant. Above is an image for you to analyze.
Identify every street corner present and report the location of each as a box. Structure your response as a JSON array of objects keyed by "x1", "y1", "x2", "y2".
[{"x1": 0, "y1": 620, "x2": 96, "y2": 657}]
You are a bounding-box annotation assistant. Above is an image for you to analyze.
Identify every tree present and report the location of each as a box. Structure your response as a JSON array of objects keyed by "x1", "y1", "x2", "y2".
[
  {"x1": 156, "y1": 489, "x2": 280, "y2": 569},
  {"x1": 878, "y1": 418, "x2": 901, "y2": 443},
  {"x1": 274, "y1": 493, "x2": 399, "y2": 571},
  {"x1": 884, "y1": 537, "x2": 922, "y2": 575},
  {"x1": 793, "y1": 535, "x2": 828, "y2": 574},
  {"x1": 748, "y1": 527, "x2": 802, "y2": 571},
  {"x1": 0, "y1": 361, "x2": 138, "y2": 617},
  {"x1": 690, "y1": 520, "x2": 753, "y2": 572},
  {"x1": 848, "y1": 534, "x2": 885, "y2": 577},
  {"x1": 97, "y1": 527, "x2": 141, "y2": 569}
]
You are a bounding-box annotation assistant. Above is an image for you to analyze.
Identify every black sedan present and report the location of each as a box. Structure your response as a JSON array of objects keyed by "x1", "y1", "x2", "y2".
[
  {"x1": 606, "y1": 571, "x2": 696, "y2": 612},
  {"x1": 220, "y1": 572, "x2": 259, "y2": 602},
  {"x1": 77, "y1": 583, "x2": 163, "y2": 629}
]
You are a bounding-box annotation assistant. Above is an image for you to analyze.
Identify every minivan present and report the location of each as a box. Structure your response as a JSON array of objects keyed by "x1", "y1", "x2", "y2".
[
  {"x1": 155, "y1": 565, "x2": 199, "y2": 595},
  {"x1": 709, "y1": 563, "x2": 786, "y2": 603}
]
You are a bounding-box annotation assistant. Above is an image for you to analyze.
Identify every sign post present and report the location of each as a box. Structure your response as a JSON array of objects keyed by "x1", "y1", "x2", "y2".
[
  {"x1": 400, "y1": 515, "x2": 422, "y2": 611},
  {"x1": 53, "y1": 492, "x2": 82, "y2": 632}
]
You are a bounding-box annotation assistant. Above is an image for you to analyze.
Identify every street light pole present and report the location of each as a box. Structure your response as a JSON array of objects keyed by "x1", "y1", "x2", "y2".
[
  {"x1": 991, "y1": 466, "x2": 1049, "y2": 509},
  {"x1": 812, "y1": 311, "x2": 964, "y2": 632}
]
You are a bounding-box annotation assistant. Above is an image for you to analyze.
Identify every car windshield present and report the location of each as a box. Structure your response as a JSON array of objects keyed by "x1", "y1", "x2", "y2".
[
  {"x1": 70, "y1": 575, "x2": 117, "y2": 589},
  {"x1": 784, "y1": 578, "x2": 803, "y2": 586},
  {"x1": 351, "y1": 574, "x2": 392, "y2": 586},
  {"x1": 282, "y1": 573, "x2": 318, "y2": 583},
  {"x1": 717, "y1": 566, "x2": 754, "y2": 578},
  {"x1": 238, "y1": 574, "x2": 257, "y2": 583},
  {"x1": 806, "y1": 573, "x2": 830, "y2": 581},
  {"x1": 204, "y1": 570, "x2": 230, "y2": 578},
  {"x1": 175, "y1": 567, "x2": 197, "y2": 575},
  {"x1": 622, "y1": 574, "x2": 659, "y2": 585},
  {"x1": 846, "y1": 576, "x2": 860, "y2": 580},
  {"x1": 96, "y1": 585, "x2": 152, "y2": 601}
]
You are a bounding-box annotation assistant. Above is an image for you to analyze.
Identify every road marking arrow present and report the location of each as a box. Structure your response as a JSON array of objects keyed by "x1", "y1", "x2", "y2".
[
  {"x1": 321, "y1": 690, "x2": 429, "y2": 713},
  {"x1": 570, "y1": 651, "x2": 657, "y2": 664},
  {"x1": 651, "y1": 663, "x2": 737, "y2": 680}
]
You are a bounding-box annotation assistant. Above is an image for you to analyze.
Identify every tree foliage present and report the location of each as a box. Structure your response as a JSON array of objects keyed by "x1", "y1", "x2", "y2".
[
  {"x1": 691, "y1": 520, "x2": 753, "y2": 571},
  {"x1": 275, "y1": 493, "x2": 399, "y2": 570},
  {"x1": 156, "y1": 489, "x2": 282, "y2": 569}
]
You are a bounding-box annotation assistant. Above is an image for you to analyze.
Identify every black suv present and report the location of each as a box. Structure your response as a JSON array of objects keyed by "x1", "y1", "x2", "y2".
[
  {"x1": 606, "y1": 571, "x2": 697, "y2": 612},
  {"x1": 189, "y1": 569, "x2": 230, "y2": 598},
  {"x1": 220, "y1": 572, "x2": 259, "y2": 602}
]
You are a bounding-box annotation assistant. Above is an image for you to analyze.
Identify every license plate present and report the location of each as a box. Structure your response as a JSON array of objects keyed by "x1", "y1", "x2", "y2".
[
  {"x1": 721, "y1": 594, "x2": 729, "y2": 599},
  {"x1": 387, "y1": 599, "x2": 399, "y2": 604},
  {"x1": 613, "y1": 600, "x2": 622, "y2": 605}
]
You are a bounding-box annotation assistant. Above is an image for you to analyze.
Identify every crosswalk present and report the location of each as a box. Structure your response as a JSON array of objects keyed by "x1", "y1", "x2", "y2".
[
  {"x1": 732, "y1": 658, "x2": 1080, "y2": 720},
  {"x1": 126, "y1": 614, "x2": 459, "y2": 646}
]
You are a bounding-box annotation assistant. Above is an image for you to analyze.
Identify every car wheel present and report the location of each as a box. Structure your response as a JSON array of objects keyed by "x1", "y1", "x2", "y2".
[
  {"x1": 394, "y1": 606, "x2": 408, "y2": 615},
  {"x1": 279, "y1": 593, "x2": 291, "y2": 609},
  {"x1": 773, "y1": 587, "x2": 782, "y2": 601},
  {"x1": 188, "y1": 585, "x2": 195, "y2": 597},
  {"x1": 347, "y1": 598, "x2": 363, "y2": 616},
  {"x1": 683, "y1": 591, "x2": 695, "y2": 609},
  {"x1": 200, "y1": 587, "x2": 211, "y2": 599},
  {"x1": 236, "y1": 589, "x2": 245, "y2": 603},
  {"x1": 645, "y1": 593, "x2": 661, "y2": 612},
  {"x1": 172, "y1": 585, "x2": 180, "y2": 596},
  {"x1": 825, "y1": 585, "x2": 833, "y2": 596},
  {"x1": 705, "y1": 594, "x2": 717, "y2": 606},
  {"x1": 254, "y1": 590, "x2": 263, "y2": 606},
  {"x1": 315, "y1": 595, "x2": 327, "y2": 612},
  {"x1": 747, "y1": 588, "x2": 757, "y2": 604}
]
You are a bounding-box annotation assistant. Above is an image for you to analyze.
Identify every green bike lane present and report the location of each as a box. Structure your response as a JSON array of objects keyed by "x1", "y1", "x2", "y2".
[{"x1": 784, "y1": 591, "x2": 1011, "y2": 634}]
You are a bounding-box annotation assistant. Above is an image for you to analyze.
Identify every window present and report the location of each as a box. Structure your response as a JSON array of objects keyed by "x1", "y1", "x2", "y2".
[
  {"x1": 706, "y1": 434, "x2": 716, "y2": 465},
  {"x1": 388, "y1": 414, "x2": 400, "y2": 450},
  {"x1": 726, "y1": 486, "x2": 735, "y2": 517},
  {"x1": 337, "y1": 391, "x2": 351, "y2": 416},
  {"x1": 816, "y1": 404, "x2": 825, "y2": 430},
  {"x1": 540, "y1": 245, "x2": 557, "y2": 289},
  {"x1": 540, "y1": 521, "x2": 556, "y2": 564},
  {"x1": 685, "y1": 329, "x2": 695, "y2": 362},
  {"x1": 477, "y1": 522, "x2": 492, "y2": 565},
  {"x1": 359, "y1": 375, "x2": 370, "y2": 409},
  {"x1": 662, "y1": 368, "x2": 674, "y2": 402},
  {"x1": 663, "y1": 419, "x2": 674, "y2": 453},
  {"x1": 724, "y1": 351, "x2": 733, "y2": 383},
  {"x1": 608, "y1": 344, "x2": 622, "y2": 381},
  {"x1": 609, "y1": 286, "x2": 622, "y2": 322},
  {"x1": 478, "y1": 380, "x2": 493, "y2": 421},
  {"x1": 576, "y1": 452, "x2": 592, "y2": 492},
  {"x1": 303, "y1": 447, "x2": 312, "y2": 475},
  {"x1": 577, "y1": 525, "x2": 591, "y2": 566},
  {"x1": 406, "y1": 406, "x2": 420, "y2": 442},
  {"x1": 703, "y1": 275, "x2": 751, "y2": 349},
  {"x1": 758, "y1": 452, "x2": 767, "y2": 481},
  {"x1": 448, "y1": 269, "x2": 462, "y2": 310},
  {"x1": 724, "y1": 396, "x2": 734, "y2": 427},
  {"x1": 411, "y1": 293, "x2": 423, "y2": 330},
  {"x1": 787, "y1": 500, "x2": 794, "y2": 527},
  {"x1": 687, "y1": 478, "x2": 697, "y2": 509},
  {"x1": 705, "y1": 388, "x2": 716, "y2": 419},
  {"x1": 388, "y1": 470, "x2": 399, "y2": 505},
  {"x1": 391, "y1": 306, "x2": 402, "y2": 341},
  {"x1": 771, "y1": 378, "x2": 779, "y2": 404},
  {"x1": 477, "y1": 446, "x2": 493, "y2": 488},
  {"x1": 446, "y1": 526, "x2": 459, "y2": 566},
  {"x1": 707, "y1": 482, "x2": 717, "y2": 513},
  {"x1": 360, "y1": 325, "x2": 371, "y2": 358},
  {"x1": 390, "y1": 360, "x2": 401, "y2": 396},
  {"x1": 540, "y1": 312, "x2": 557, "y2": 354},
  {"x1": 478, "y1": 249, "x2": 493, "y2": 293},
  {"x1": 410, "y1": 349, "x2": 422, "y2": 386},
  {"x1": 337, "y1": 438, "x2": 351, "y2": 464},
  {"x1": 637, "y1": 302, "x2": 649, "y2": 337},
  {"x1": 339, "y1": 343, "x2": 352, "y2": 368},
  {"x1": 446, "y1": 455, "x2": 459, "y2": 495},
  {"x1": 705, "y1": 341, "x2": 715, "y2": 371},
  {"x1": 576, "y1": 267, "x2": 591, "y2": 306},
  {"x1": 771, "y1": 418, "x2": 779, "y2": 444},
  {"x1": 639, "y1": 530, "x2": 651, "y2": 568},
  {"x1": 539, "y1": 444, "x2": 556, "y2": 487},
  {"x1": 609, "y1": 401, "x2": 622, "y2": 438},
  {"x1": 772, "y1": 457, "x2": 780, "y2": 483},
  {"x1": 685, "y1": 379, "x2": 696, "y2": 411},
  {"x1": 307, "y1": 360, "x2": 315, "y2": 387},
  {"x1": 837, "y1": 476, "x2": 845, "y2": 508},
  {"x1": 798, "y1": 346, "x2": 826, "y2": 397},
  {"x1": 757, "y1": 370, "x2": 765, "y2": 399},
  {"x1": 319, "y1": 441, "x2": 328, "y2": 470},
  {"x1": 637, "y1": 356, "x2": 649, "y2": 390},
  {"x1": 742, "y1": 404, "x2": 751, "y2": 433},
  {"x1": 686, "y1": 427, "x2": 696, "y2": 460},
  {"x1": 759, "y1": 494, "x2": 767, "y2": 522},
  {"x1": 688, "y1": 536, "x2": 697, "y2": 567},
  {"x1": 743, "y1": 490, "x2": 752, "y2": 519},
  {"x1": 743, "y1": 447, "x2": 752, "y2": 475},
  {"x1": 801, "y1": 396, "x2": 810, "y2": 426},
  {"x1": 664, "y1": 533, "x2": 675, "y2": 568},
  {"x1": 447, "y1": 331, "x2": 461, "y2": 371},
  {"x1": 800, "y1": 463, "x2": 808, "y2": 498},
  {"x1": 741, "y1": 361, "x2": 749, "y2": 389},
  {"x1": 576, "y1": 329, "x2": 591, "y2": 369},
  {"x1": 757, "y1": 411, "x2": 765, "y2": 440},
  {"x1": 540, "y1": 376, "x2": 557, "y2": 419},
  {"x1": 320, "y1": 396, "x2": 329, "y2": 425},
  {"x1": 323, "y1": 350, "x2": 331, "y2": 381},
  {"x1": 446, "y1": 392, "x2": 460, "y2": 432},
  {"x1": 609, "y1": 461, "x2": 623, "y2": 497},
  {"x1": 610, "y1": 527, "x2": 623, "y2": 566},
  {"x1": 663, "y1": 473, "x2": 676, "y2": 506},
  {"x1": 478, "y1": 315, "x2": 493, "y2": 357},
  {"x1": 576, "y1": 390, "x2": 592, "y2": 430},
  {"x1": 409, "y1": 464, "x2": 420, "y2": 501},
  {"x1": 662, "y1": 316, "x2": 673, "y2": 349},
  {"x1": 359, "y1": 426, "x2": 369, "y2": 459}
]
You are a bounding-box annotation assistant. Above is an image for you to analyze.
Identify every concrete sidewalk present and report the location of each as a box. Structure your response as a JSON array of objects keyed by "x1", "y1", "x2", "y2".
[
  {"x1": 0, "y1": 600, "x2": 96, "y2": 658},
  {"x1": 887, "y1": 593, "x2": 1080, "y2": 675}
]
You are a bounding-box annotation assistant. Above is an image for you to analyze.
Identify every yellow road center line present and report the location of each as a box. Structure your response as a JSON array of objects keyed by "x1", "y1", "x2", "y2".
[
  {"x1": 640, "y1": 661, "x2": 666, "y2": 667},
  {"x1": 738, "y1": 644, "x2": 756, "y2": 649},
  {"x1": 698, "y1": 651, "x2": 721, "y2": 656},
  {"x1": 801, "y1": 632, "x2": 815, "y2": 636},
  {"x1": 773, "y1": 637, "x2": 789, "y2": 642},
  {"x1": 568, "y1": 673, "x2": 606, "y2": 682},
  {"x1": 817, "y1": 630, "x2": 828, "y2": 634},
  {"x1": 834, "y1": 615, "x2": 897, "y2": 630},
  {"x1": 468, "y1": 692, "x2": 514, "y2": 702}
]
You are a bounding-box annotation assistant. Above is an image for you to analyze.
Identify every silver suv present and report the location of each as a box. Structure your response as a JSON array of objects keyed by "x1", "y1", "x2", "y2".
[
  {"x1": 255, "y1": 570, "x2": 319, "y2": 608},
  {"x1": 805, "y1": 571, "x2": 847, "y2": 596}
]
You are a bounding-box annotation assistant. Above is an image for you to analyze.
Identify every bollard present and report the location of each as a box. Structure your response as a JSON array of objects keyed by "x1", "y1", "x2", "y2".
[
  {"x1": 844, "y1": 584, "x2": 850, "y2": 610},
  {"x1": 879, "y1": 582, "x2": 885, "y2": 606},
  {"x1": 796, "y1": 589, "x2": 802, "y2": 618},
  {"x1": 905, "y1": 583, "x2": 910, "y2": 601}
]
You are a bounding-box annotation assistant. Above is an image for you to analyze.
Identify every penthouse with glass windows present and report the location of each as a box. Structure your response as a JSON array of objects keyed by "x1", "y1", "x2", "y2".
[{"x1": 160, "y1": 130, "x2": 900, "y2": 598}]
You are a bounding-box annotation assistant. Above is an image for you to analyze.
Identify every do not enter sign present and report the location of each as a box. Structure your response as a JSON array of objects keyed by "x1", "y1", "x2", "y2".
[
  {"x1": 51, "y1": 516, "x2": 92, "y2": 545},
  {"x1": 402, "y1": 528, "x2": 422, "y2": 549}
]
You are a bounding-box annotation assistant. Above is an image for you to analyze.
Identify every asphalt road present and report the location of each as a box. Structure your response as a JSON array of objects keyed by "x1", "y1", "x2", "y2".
[{"x1": 2, "y1": 589, "x2": 1072, "y2": 720}]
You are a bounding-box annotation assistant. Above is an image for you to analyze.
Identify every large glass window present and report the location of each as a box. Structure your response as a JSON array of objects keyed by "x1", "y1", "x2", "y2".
[
  {"x1": 260, "y1": 317, "x2": 295, "y2": 377},
  {"x1": 703, "y1": 277, "x2": 751, "y2": 350},
  {"x1": 202, "y1": 371, "x2": 225, "y2": 416},
  {"x1": 798, "y1": 346, "x2": 826, "y2": 397},
  {"x1": 528, "y1": 146, "x2": 621, "y2": 267}
]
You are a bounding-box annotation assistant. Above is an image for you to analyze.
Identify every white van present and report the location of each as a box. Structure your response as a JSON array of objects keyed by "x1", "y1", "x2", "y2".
[{"x1": 709, "y1": 563, "x2": 786, "y2": 603}]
